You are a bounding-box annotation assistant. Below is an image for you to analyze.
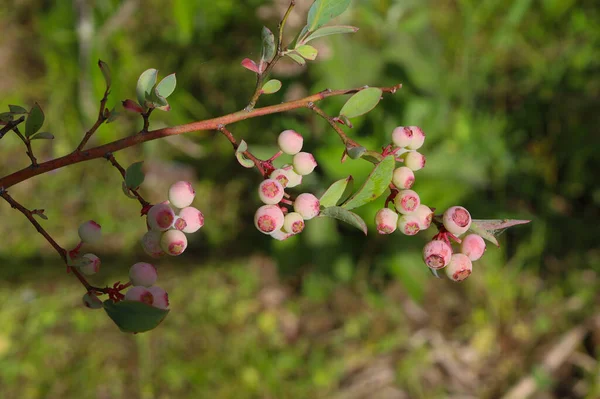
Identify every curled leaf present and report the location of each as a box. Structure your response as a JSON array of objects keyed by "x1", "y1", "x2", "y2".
[
  {"x1": 469, "y1": 219, "x2": 531, "y2": 247},
  {"x1": 286, "y1": 53, "x2": 306, "y2": 66},
  {"x1": 241, "y1": 58, "x2": 260, "y2": 73}
]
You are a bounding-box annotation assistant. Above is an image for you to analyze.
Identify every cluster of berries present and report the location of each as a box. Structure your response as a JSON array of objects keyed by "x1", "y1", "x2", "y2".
[
  {"x1": 254, "y1": 130, "x2": 321, "y2": 240},
  {"x1": 71, "y1": 220, "x2": 103, "y2": 276},
  {"x1": 375, "y1": 126, "x2": 433, "y2": 236},
  {"x1": 423, "y1": 206, "x2": 486, "y2": 282},
  {"x1": 141, "y1": 181, "x2": 204, "y2": 257}
]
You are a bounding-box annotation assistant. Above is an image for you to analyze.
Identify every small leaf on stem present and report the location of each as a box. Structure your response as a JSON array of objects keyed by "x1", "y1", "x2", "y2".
[
  {"x1": 155, "y1": 73, "x2": 176, "y2": 98},
  {"x1": 30, "y1": 132, "x2": 54, "y2": 140},
  {"x1": 25, "y1": 102, "x2": 44, "y2": 137},
  {"x1": 261, "y1": 79, "x2": 282, "y2": 94},
  {"x1": 0, "y1": 112, "x2": 14, "y2": 122},
  {"x1": 341, "y1": 155, "x2": 395, "y2": 210},
  {"x1": 9, "y1": 105, "x2": 27, "y2": 114},
  {"x1": 304, "y1": 25, "x2": 358, "y2": 42},
  {"x1": 261, "y1": 26, "x2": 276, "y2": 64},
  {"x1": 339, "y1": 87, "x2": 382, "y2": 119},
  {"x1": 307, "y1": 0, "x2": 352, "y2": 32},
  {"x1": 122, "y1": 99, "x2": 144, "y2": 113},
  {"x1": 469, "y1": 219, "x2": 531, "y2": 247},
  {"x1": 136, "y1": 68, "x2": 158, "y2": 107},
  {"x1": 103, "y1": 300, "x2": 169, "y2": 333},
  {"x1": 346, "y1": 145, "x2": 366, "y2": 159},
  {"x1": 295, "y1": 44, "x2": 318, "y2": 60},
  {"x1": 320, "y1": 206, "x2": 367, "y2": 235},
  {"x1": 98, "y1": 60, "x2": 111, "y2": 88},
  {"x1": 235, "y1": 140, "x2": 254, "y2": 168},
  {"x1": 286, "y1": 53, "x2": 306, "y2": 66},
  {"x1": 241, "y1": 58, "x2": 260, "y2": 73},
  {"x1": 320, "y1": 176, "x2": 354, "y2": 207},
  {"x1": 125, "y1": 161, "x2": 145, "y2": 190}
]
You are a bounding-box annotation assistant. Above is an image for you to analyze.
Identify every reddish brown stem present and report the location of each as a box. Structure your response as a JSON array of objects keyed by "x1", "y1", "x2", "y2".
[
  {"x1": 75, "y1": 87, "x2": 110, "y2": 151},
  {"x1": 104, "y1": 153, "x2": 150, "y2": 208},
  {"x1": 218, "y1": 125, "x2": 267, "y2": 176}
]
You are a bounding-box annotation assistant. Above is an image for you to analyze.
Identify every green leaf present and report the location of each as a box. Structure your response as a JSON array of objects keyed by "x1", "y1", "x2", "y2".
[
  {"x1": 304, "y1": 25, "x2": 358, "y2": 42},
  {"x1": 121, "y1": 181, "x2": 138, "y2": 199},
  {"x1": 295, "y1": 44, "x2": 318, "y2": 60},
  {"x1": 149, "y1": 89, "x2": 169, "y2": 108},
  {"x1": 235, "y1": 140, "x2": 254, "y2": 168},
  {"x1": 30, "y1": 132, "x2": 54, "y2": 140},
  {"x1": 155, "y1": 73, "x2": 176, "y2": 98},
  {"x1": 125, "y1": 161, "x2": 145, "y2": 190},
  {"x1": 286, "y1": 53, "x2": 306, "y2": 66},
  {"x1": 320, "y1": 206, "x2": 367, "y2": 235},
  {"x1": 103, "y1": 300, "x2": 169, "y2": 333},
  {"x1": 98, "y1": 60, "x2": 111, "y2": 88},
  {"x1": 136, "y1": 68, "x2": 158, "y2": 107},
  {"x1": 0, "y1": 112, "x2": 14, "y2": 122},
  {"x1": 261, "y1": 26, "x2": 276, "y2": 64},
  {"x1": 307, "y1": 0, "x2": 352, "y2": 32},
  {"x1": 9, "y1": 105, "x2": 27, "y2": 114},
  {"x1": 320, "y1": 176, "x2": 354, "y2": 207},
  {"x1": 469, "y1": 219, "x2": 531, "y2": 247},
  {"x1": 25, "y1": 103, "x2": 44, "y2": 137},
  {"x1": 262, "y1": 79, "x2": 282, "y2": 94},
  {"x1": 347, "y1": 145, "x2": 366, "y2": 159},
  {"x1": 339, "y1": 87, "x2": 382, "y2": 119},
  {"x1": 341, "y1": 155, "x2": 395, "y2": 210}
]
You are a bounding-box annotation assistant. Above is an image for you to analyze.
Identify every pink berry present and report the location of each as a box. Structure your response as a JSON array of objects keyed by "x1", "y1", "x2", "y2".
[
  {"x1": 124, "y1": 286, "x2": 154, "y2": 305},
  {"x1": 423, "y1": 240, "x2": 453, "y2": 269},
  {"x1": 172, "y1": 216, "x2": 187, "y2": 231},
  {"x1": 403, "y1": 151, "x2": 426, "y2": 171},
  {"x1": 397, "y1": 215, "x2": 420, "y2": 235},
  {"x1": 129, "y1": 262, "x2": 158, "y2": 287},
  {"x1": 147, "y1": 203, "x2": 176, "y2": 231},
  {"x1": 442, "y1": 206, "x2": 471, "y2": 236},
  {"x1": 78, "y1": 220, "x2": 102, "y2": 244},
  {"x1": 254, "y1": 205, "x2": 285, "y2": 234},
  {"x1": 258, "y1": 179, "x2": 285, "y2": 205},
  {"x1": 82, "y1": 292, "x2": 103, "y2": 309},
  {"x1": 413, "y1": 204, "x2": 434, "y2": 230},
  {"x1": 392, "y1": 167, "x2": 415, "y2": 189},
  {"x1": 160, "y1": 229, "x2": 188, "y2": 256},
  {"x1": 391, "y1": 126, "x2": 412, "y2": 148},
  {"x1": 445, "y1": 253, "x2": 473, "y2": 282},
  {"x1": 270, "y1": 165, "x2": 302, "y2": 188},
  {"x1": 271, "y1": 229, "x2": 295, "y2": 241},
  {"x1": 394, "y1": 189, "x2": 421, "y2": 215},
  {"x1": 292, "y1": 152, "x2": 317, "y2": 175},
  {"x1": 148, "y1": 286, "x2": 169, "y2": 309},
  {"x1": 407, "y1": 126, "x2": 425, "y2": 150},
  {"x1": 294, "y1": 193, "x2": 320, "y2": 220},
  {"x1": 80, "y1": 253, "x2": 101, "y2": 275},
  {"x1": 460, "y1": 234, "x2": 486, "y2": 261},
  {"x1": 283, "y1": 212, "x2": 305, "y2": 234},
  {"x1": 168, "y1": 181, "x2": 196, "y2": 208},
  {"x1": 141, "y1": 230, "x2": 166, "y2": 257},
  {"x1": 375, "y1": 208, "x2": 398, "y2": 234},
  {"x1": 178, "y1": 207, "x2": 204, "y2": 233},
  {"x1": 277, "y1": 129, "x2": 304, "y2": 155}
]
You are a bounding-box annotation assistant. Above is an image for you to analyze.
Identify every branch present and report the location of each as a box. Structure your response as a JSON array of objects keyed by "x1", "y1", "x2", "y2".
[
  {"x1": 104, "y1": 153, "x2": 150, "y2": 208},
  {"x1": 75, "y1": 85, "x2": 110, "y2": 151},
  {"x1": 218, "y1": 125, "x2": 268, "y2": 176},
  {"x1": 0, "y1": 115, "x2": 25, "y2": 139},
  {"x1": 0, "y1": 84, "x2": 402, "y2": 189},
  {"x1": 12, "y1": 126, "x2": 38, "y2": 166}
]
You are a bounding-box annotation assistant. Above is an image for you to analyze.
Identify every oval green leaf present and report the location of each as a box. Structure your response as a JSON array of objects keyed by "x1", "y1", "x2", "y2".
[
  {"x1": 235, "y1": 140, "x2": 254, "y2": 168},
  {"x1": 121, "y1": 181, "x2": 138, "y2": 199},
  {"x1": 341, "y1": 155, "x2": 395, "y2": 210},
  {"x1": 0, "y1": 112, "x2": 14, "y2": 122},
  {"x1": 320, "y1": 176, "x2": 354, "y2": 207},
  {"x1": 304, "y1": 25, "x2": 358, "y2": 42},
  {"x1": 320, "y1": 206, "x2": 367, "y2": 235},
  {"x1": 286, "y1": 53, "x2": 306, "y2": 66},
  {"x1": 136, "y1": 68, "x2": 158, "y2": 107},
  {"x1": 262, "y1": 79, "x2": 282, "y2": 94},
  {"x1": 347, "y1": 145, "x2": 366, "y2": 159},
  {"x1": 307, "y1": 0, "x2": 352, "y2": 32},
  {"x1": 9, "y1": 105, "x2": 27, "y2": 114},
  {"x1": 261, "y1": 26, "x2": 276, "y2": 64},
  {"x1": 25, "y1": 102, "x2": 44, "y2": 137},
  {"x1": 103, "y1": 300, "x2": 169, "y2": 333},
  {"x1": 295, "y1": 44, "x2": 318, "y2": 60},
  {"x1": 339, "y1": 87, "x2": 382, "y2": 119},
  {"x1": 30, "y1": 132, "x2": 54, "y2": 140},
  {"x1": 156, "y1": 73, "x2": 176, "y2": 99},
  {"x1": 125, "y1": 161, "x2": 145, "y2": 190}
]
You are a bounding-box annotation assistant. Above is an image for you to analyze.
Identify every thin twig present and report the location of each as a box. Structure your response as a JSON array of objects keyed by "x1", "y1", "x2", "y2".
[
  {"x1": 12, "y1": 126, "x2": 38, "y2": 166},
  {"x1": 218, "y1": 125, "x2": 267, "y2": 176},
  {"x1": 0, "y1": 116, "x2": 25, "y2": 139},
  {"x1": 308, "y1": 103, "x2": 358, "y2": 147},
  {"x1": 75, "y1": 86, "x2": 110, "y2": 151},
  {"x1": 104, "y1": 153, "x2": 150, "y2": 208}
]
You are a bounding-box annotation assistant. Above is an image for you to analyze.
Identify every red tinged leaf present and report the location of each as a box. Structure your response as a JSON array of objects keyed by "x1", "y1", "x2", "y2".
[
  {"x1": 241, "y1": 58, "x2": 260, "y2": 73},
  {"x1": 122, "y1": 99, "x2": 144, "y2": 113}
]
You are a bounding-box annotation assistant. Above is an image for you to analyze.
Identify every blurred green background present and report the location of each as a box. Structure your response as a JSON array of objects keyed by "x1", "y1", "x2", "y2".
[{"x1": 1, "y1": 0, "x2": 599, "y2": 398}]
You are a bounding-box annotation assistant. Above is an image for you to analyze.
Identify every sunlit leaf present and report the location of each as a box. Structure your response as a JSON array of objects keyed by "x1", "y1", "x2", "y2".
[
  {"x1": 155, "y1": 73, "x2": 176, "y2": 98},
  {"x1": 320, "y1": 176, "x2": 354, "y2": 207},
  {"x1": 286, "y1": 53, "x2": 306, "y2": 66},
  {"x1": 307, "y1": 0, "x2": 352, "y2": 32},
  {"x1": 339, "y1": 87, "x2": 382, "y2": 119},
  {"x1": 320, "y1": 206, "x2": 367, "y2": 235},
  {"x1": 136, "y1": 68, "x2": 158, "y2": 107},
  {"x1": 295, "y1": 44, "x2": 318, "y2": 60},
  {"x1": 304, "y1": 25, "x2": 358, "y2": 42},
  {"x1": 341, "y1": 155, "x2": 395, "y2": 210},
  {"x1": 103, "y1": 300, "x2": 169, "y2": 333}
]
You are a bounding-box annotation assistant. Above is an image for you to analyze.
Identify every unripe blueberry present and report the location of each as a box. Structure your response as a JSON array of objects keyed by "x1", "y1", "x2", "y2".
[
  {"x1": 397, "y1": 215, "x2": 420, "y2": 235},
  {"x1": 168, "y1": 181, "x2": 196, "y2": 209},
  {"x1": 404, "y1": 151, "x2": 426, "y2": 171},
  {"x1": 80, "y1": 253, "x2": 101, "y2": 275},
  {"x1": 460, "y1": 234, "x2": 486, "y2": 261},
  {"x1": 394, "y1": 189, "x2": 421, "y2": 215},
  {"x1": 254, "y1": 204, "x2": 285, "y2": 234},
  {"x1": 392, "y1": 167, "x2": 415, "y2": 189},
  {"x1": 160, "y1": 229, "x2": 188, "y2": 256},
  {"x1": 292, "y1": 152, "x2": 318, "y2": 175},
  {"x1": 178, "y1": 207, "x2": 204, "y2": 233},
  {"x1": 82, "y1": 292, "x2": 103, "y2": 309},
  {"x1": 375, "y1": 208, "x2": 398, "y2": 234},
  {"x1": 277, "y1": 129, "x2": 304, "y2": 155},
  {"x1": 258, "y1": 179, "x2": 285, "y2": 205},
  {"x1": 294, "y1": 193, "x2": 320, "y2": 220},
  {"x1": 124, "y1": 286, "x2": 154, "y2": 305},
  {"x1": 129, "y1": 262, "x2": 158, "y2": 287},
  {"x1": 445, "y1": 253, "x2": 473, "y2": 282},
  {"x1": 270, "y1": 166, "x2": 302, "y2": 188},
  {"x1": 148, "y1": 286, "x2": 169, "y2": 309},
  {"x1": 78, "y1": 220, "x2": 102, "y2": 244},
  {"x1": 141, "y1": 230, "x2": 166, "y2": 258},
  {"x1": 442, "y1": 206, "x2": 472, "y2": 236},
  {"x1": 283, "y1": 212, "x2": 305, "y2": 234},
  {"x1": 147, "y1": 203, "x2": 176, "y2": 231},
  {"x1": 413, "y1": 204, "x2": 434, "y2": 230},
  {"x1": 407, "y1": 126, "x2": 425, "y2": 150},
  {"x1": 172, "y1": 216, "x2": 188, "y2": 231},
  {"x1": 392, "y1": 126, "x2": 412, "y2": 148},
  {"x1": 423, "y1": 240, "x2": 453, "y2": 269}
]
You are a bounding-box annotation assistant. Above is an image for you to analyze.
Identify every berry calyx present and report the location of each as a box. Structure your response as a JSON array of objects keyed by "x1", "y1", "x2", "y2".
[
  {"x1": 407, "y1": 126, "x2": 425, "y2": 150},
  {"x1": 148, "y1": 286, "x2": 169, "y2": 309},
  {"x1": 178, "y1": 207, "x2": 204, "y2": 233},
  {"x1": 394, "y1": 189, "x2": 421, "y2": 215},
  {"x1": 258, "y1": 179, "x2": 285, "y2": 205},
  {"x1": 277, "y1": 129, "x2": 304, "y2": 155},
  {"x1": 397, "y1": 214, "x2": 420, "y2": 235},
  {"x1": 124, "y1": 286, "x2": 154, "y2": 305},
  {"x1": 375, "y1": 208, "x2": 398, "y2": 234},
  {"x1": 160, "y1": 230, "x2": 188, "y2": 256},
  {"x1": 445, "y1": 253, "x2": 473, "y2": 282},
  {"x1": 392, "y1": 166, "x2": 415, "y2": 189},
  {"x1": 292, "y1": 152, "x2": 318, "y2": 176},
  {"x1": 403, "y1": 151, "x2": 426, "y2": 171},
  {"x1": 172, "y1": 216, "x2": 188, "y2": 231},
  {"x1": 78, "y1": 220, "x2": 102, "y2": 244},
  {"x1": 293, "y1": 193, "x2": 320, "y2": 220},
  {"x1": 147, "y1": 203, "x2": 176, "y2": 231},
  {"x1": 442, "y1": 206, "x2": 472, "y2": 236},
  {"x1": 423, "y1": 240, "x2": 453, "y2": 269},
  {"x1": 168, "y1": 181, "x2": 196, "y2": 208},
  {"x1": 141, "y1": 230, "x2": 166, "y2": 258},
  {"x1": 254, "y1": 204, "x2": 285, "y2": 234},
  {"x1": 80, "y1": 253, "x2": 101, "y2": 275},
  {"x1": 129, "y1": 262, "x2": 158, "y2": 287},
  {"x1": 283, "y1": 212, "x2": 305, "y2": 234},
  {"x1": 82, "y1": 292, "x2": 103, "y2": 309},
  {"x1": 391, "y1": 126, "x2": 412, "y2": 148},
  {"x1": 460, "y1": 234, "x2": 486, "y2": 261}
]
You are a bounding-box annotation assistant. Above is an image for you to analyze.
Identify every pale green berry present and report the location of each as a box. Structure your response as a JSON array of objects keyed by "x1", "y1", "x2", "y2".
[
  {"x1": 277, "y1": 129, "x2": 304, "y2": 155},
  {"x1": 392, "y1": 167, "x2": 415, "y2": 189},
  {"x1": 178, "y1": 207, "x2": 204, "y2": 233},
  {"x1": 283, "y1": 212, "x2": 305, "y2": 234},
  {"x1": 124, "y1": 286, "x2": 154, "y2": 305},
  {"x1": 375, "y1": 208, "x2": 398, "y2": 234},
  {"x1": 80, "y1": 253, "x2": 100, "y2": 275},
  {"x1": 423, "y1": 240, "x2": 452, "y2": 269},
  {"x1": 460, "y1": 234, "x2": 486, "y2": 261},
  {"x1": 258, "y1": 179, "x2": 285, "y2": 205},
  {"x1": 442, "y1": 206, "x2": 471, "y2": 236},
  {"x1": 403, "y1": 151, "x2": 426, "y2": 171},
  {"x1": 141, "y1": 230, "x2": 166, "y2": 258},
  {"x1": 82, "y1": 292, "x2": 103, "y2": 309},
  {"x1": 397, "y1": 214, "x2": 420, "y2": 235},
  {"x1": 394, "y1": 189, "x2": 421, "y2": 215},
  {"x1": 160, "y1": 229, "x2": 188, "y2": 256},
  {"x1": 292, "y1": 152, "x2": 317, "y2": 175},
  {"x1": 78, "y1": 220, "x2": 102, "y2": 244},
  {"x1": 129, "y1": 262, "x2": 158, "y2": 287},
  {"x1": 392, "y1": 126, "x2": 412, "y2": 148},
  {"x1": 413, "y1": 204, "x2": 434, "y2": 230},
  {"x1": 407, "y1": 126, "x2": 425, "y2": 150},
  {"x1": 445, "y1": 253, "x2": 473, "y2": 282},
  {"x1": 293, "y1": 193, "x2": 320, "y2": 220},
  {"x1": 254, "y1": 205, "x2": 285, "y2": 234},
  {"x1": 148, "y1": 286, "x2": 169, "y2": 309},
  {"x1": 147, "y1": 203, "x2": 176, "y2": 231},
  {"x1": 168, "y1": 181, "x2": 196, "y2": 208}
]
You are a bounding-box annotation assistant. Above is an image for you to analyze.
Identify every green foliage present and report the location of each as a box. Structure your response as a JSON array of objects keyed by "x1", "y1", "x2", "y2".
[
  {"x1": 261, "y1": 79, "x2": 282, "y2": 94},
  {"x1": 261, "y1": 26, "x2": 276, "y2": 64},
  {"x1": 103, "y1": 300, "x2": 169, "y2": 333},
  {"x1": 341, "y1": 155, "x2": 394, "y2": 210},
  {"x1": 307, "y1": 0, "x2": 352, "y2": 32},
  {"x1": 155, "y1": 73, "x2": 177, "y2": 99},
  {"x1": 338, "y1": 87, "x2": 382, "y2": 118},
  {"x1": 304, "y1": 25, "x2": 358, "y2": 43},
  {"x1": 136, "y1": 68, "x2": 158, "y2": 108},
  {"x1": 124, "y1": 161, "x2": 145, "y2": 190},
  {"x1": 320, "y1": 206, "x2": 367, "y2": 234},
  {"x1": 25, "y1": 103, "x2": 44, "y2": 137},
  {"x1": 319, "y1": 175, "x2": 353, "y2": 207}
]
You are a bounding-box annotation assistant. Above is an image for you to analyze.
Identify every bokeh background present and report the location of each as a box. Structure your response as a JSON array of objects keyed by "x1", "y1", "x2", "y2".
[{"x1": 1, "y1": 0, "x2": 599, "y2": 398}]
